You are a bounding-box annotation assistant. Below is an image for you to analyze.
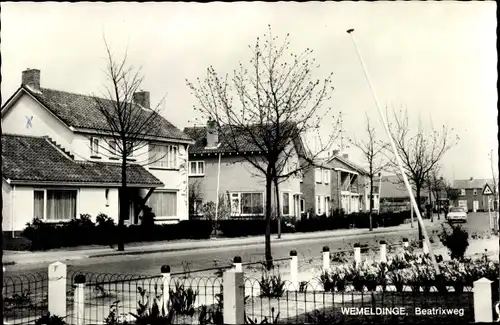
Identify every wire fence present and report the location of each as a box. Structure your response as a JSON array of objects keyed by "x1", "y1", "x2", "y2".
[{"x1": 2, "y1": 271, "x2": 49, "y2": 325}]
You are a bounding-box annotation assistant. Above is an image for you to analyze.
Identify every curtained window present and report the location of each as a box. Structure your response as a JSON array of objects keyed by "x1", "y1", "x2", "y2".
[
  {"x1": 282, "y1": 193, "x2": 290, "y2": 215},
  {"x1": 149, "y1": 192, "x2": 177, "y2": 217},
  {"x1": 33, "y1": 190, "x2": 77, "y2": 220},
  {"x1": 149, "y1": 144, "x2": 179, "y2": 169},
  {"x1": 33, "y1": 191, "x2": 44, "y2": 219}
]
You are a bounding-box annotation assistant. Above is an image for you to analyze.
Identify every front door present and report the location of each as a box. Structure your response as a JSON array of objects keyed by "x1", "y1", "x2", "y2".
[{"x1": 473, "y1": 200, "x2": 479, "y2": 212}]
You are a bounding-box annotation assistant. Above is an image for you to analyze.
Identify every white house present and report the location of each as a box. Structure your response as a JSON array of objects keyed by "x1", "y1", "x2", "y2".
[{"x1": 1, "y1": 68, "x2": 194, "y2": 236}]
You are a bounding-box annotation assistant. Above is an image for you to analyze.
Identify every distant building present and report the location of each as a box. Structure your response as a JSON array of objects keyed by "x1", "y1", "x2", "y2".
[
  {"x1": 453, "y1": 178, "x2": 498, "y2": 212},
  {"x1": 379, "y1": 175, "x2": 432, "y2": 213}
]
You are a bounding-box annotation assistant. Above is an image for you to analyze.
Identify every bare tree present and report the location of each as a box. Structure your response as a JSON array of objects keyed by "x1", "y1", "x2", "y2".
[
  {"x1": 386, "y1": 108, "x2": 459, "y2": 241},
  {"x1": 349, "y1": 113, "x2": 387, "y2": 231},
  {"x1": 92, "y1": 40, "x2": 168, "y2": 251},
  {"x1": 188, "y1": 179, "x2": 204, "y2": 217},
  {"x1": 428, "y1": 167, "x2": 446, "y2": 219},
  {"x1": 187, "y1": 26, "x2": 336, "y2": 269}
]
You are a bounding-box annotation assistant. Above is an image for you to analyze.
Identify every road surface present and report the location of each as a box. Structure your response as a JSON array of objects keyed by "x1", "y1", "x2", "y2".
[{"x1": 5, "y1": 212, "x2": 491, "y2": 278}]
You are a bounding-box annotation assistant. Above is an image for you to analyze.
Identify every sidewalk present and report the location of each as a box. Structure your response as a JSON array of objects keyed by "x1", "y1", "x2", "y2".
[{"x1": 3, "y1": 217, "x2": 444, "y2": 266}]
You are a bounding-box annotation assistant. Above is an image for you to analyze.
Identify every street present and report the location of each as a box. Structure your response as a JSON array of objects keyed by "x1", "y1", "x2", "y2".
[{"x1": 5, "y1": 212, "x2": 493, "y2": 278}]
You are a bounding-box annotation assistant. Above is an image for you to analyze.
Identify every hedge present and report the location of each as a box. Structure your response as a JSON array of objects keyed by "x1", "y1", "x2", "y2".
[{"x1": 21, "y1": 210, "x2": 411, "y2": 251}]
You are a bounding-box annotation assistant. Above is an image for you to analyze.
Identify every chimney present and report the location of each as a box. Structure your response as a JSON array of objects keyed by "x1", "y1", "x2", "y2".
[
  {"x1": 133, "y1": 91, "x2": 150, "y2": 109},
  {"x1": 342, "y1": 153, "x2": 349, "y2": 159},
  {"x1": 331, "y1": 150, "x2": 339, "y2": 156},
  {"x1": 206, "y1": 118, "x2": 219, "y2": 148},
  {"x1": 22, "y1": 69, "x2": 41, "y2": 91}
]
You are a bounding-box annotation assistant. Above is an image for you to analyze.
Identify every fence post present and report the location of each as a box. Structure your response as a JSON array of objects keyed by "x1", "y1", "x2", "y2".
[
  {"x1": 161, "y1": 265, "x2": 171, "y2": 312},
  {"x1": 233, "y1": 256, "x2": 242, "y2": 272},
  {"x1": 223, "y1": 268, "x2": 245, "y2": 325},
  {"x1": 423, "y1": 240, "x2": 429, "y2": 254},
  {"x1": 322, "y1": 246, "x2": 330, "y2": 272},
  {"x1": 290, "y1": 250, "x2": 298, "y2": 290},
  {"x1": 354, "y1": 243, "x2": 361, "y2": 266},
  {"x1": 473, "y1": 277, "x2": 494, "y2": 323},
  {"x1": 379, "y1": 240, "x2": 387, "y2": 263},
  {"x1": 402, "y1": 238, "x2": 409, "y2": 248},
  {"x1": 48, "y1": 262, "x2": 67, "y2": 318},
  {"x1": 73, "y1": 274, "x2": 86, "y2": 325}
]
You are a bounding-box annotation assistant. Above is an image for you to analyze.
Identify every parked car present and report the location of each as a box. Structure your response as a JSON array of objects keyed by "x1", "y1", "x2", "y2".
[{"x1": 446, "y1": 207, "x2": 467, "y2": 223}]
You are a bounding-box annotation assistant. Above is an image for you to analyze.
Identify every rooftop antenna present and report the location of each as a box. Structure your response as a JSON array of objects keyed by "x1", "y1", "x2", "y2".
[{"x1": 346, "y1": 28, "x2": 441, "y2": 278}]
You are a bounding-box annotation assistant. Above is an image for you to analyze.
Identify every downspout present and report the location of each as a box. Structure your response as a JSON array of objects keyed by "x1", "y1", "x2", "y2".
[
  {"x1": 214, "y1": 152, "x2": 222, "y2": 236},
  {"x1": 11, "y1": 185, "x2": 15, "y2": 238},
  {"x1": 186, "y1": 144, "x2": 190, "y2": 221}
]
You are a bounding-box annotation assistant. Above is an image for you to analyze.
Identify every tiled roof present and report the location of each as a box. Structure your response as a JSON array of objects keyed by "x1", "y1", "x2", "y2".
[
  {"x1": 2, "y1": 134, "x2": 163, "y2": 186},
  {"x1": 183, "y1": 123, "x2": 305, "y2": 156},
  {"x1": 380, "y1": 175, "x2": 430, "y2": 199},
  {"x1": 20, "y1": 86, "x2": 192, "y2": 142},
  {"x1": 453, "y1": 178, "x2": 494, "y2": 189},
  {"x1": 327, "y1": 155, "x2": 368, "y2": 175}
]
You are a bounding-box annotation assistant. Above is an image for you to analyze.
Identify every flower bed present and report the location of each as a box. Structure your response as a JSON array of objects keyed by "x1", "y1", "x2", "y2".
[{"x1": 318, "y1": 251, "x2": 499, "y2": 293}]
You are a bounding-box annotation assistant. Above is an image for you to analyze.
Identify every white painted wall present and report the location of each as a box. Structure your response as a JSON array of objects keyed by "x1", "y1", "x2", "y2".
[
  {"x1": 8, "y1": 186, "x2": 33, "y2": 232},
  {"x1": 2, "y1": 93, "x2": 74, "y2": 151},
  {"x1": 146, "y1": 143, "x2": 189, "y2": 221},
  {"x1": 78, "y1": 188, "x2": 119, "y2": 222}
]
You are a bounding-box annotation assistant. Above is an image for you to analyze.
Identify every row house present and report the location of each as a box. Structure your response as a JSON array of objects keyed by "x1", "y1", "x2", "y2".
[
  {"x1": 183, "y1": 120, "x2": 304, "y2": 220},
  {"x1": 1, "y1": 69, "x2": 193, "y2": 237},
  {"x1": 453, "y1": 178, "x2": 498, "y2": 212},
  {"x1": 301, "y1": 153, "x2": 371, "y2": 217}
]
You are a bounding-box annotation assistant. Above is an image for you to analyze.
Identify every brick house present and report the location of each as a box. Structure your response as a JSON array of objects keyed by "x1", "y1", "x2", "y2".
[
  {"x1": 453, "y1": 178, "x2": 498, "y2": 212},
  {"x1": 301, "y1": 153, "x2": 370, "y2": 216},
  {"x1": 1, "y1": 68, "x2": 193, "y2": 236},
  {"x1": 379, "y1": 175, "x2": 432, "y2": 213},
  {"x1": 183, "y1": 120, "x2": 304, "y2": 220}
]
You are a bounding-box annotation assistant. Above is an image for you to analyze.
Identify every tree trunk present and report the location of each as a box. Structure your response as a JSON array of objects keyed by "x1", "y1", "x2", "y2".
[
  {"x1": 416, "y1": 186, "x2": 423, "y2": 245},
  {"x1": 265, "y1": 173, "x2": 273, "y2": 270},
  {"x1": 369, "y1": 175, "x2": 374, "y2": 231},
  {"x1": 273, "y1": 176, "x2": 281, "y2": 239},
  {"x1": 118, "y1": 153, "x2": 128, "y2": 251}
]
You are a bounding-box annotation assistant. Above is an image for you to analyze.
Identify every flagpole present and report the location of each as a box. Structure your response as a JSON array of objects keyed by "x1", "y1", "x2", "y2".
[
  {"x1": 214, "y1": 152, "x2": 222, "y2": 237},
  {"x1": 346, "y1": 28, "x2": 441, "y2": 276}
]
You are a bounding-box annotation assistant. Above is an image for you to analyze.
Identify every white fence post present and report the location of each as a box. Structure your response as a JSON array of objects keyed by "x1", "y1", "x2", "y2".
[
  {"x1": 73, "y1": 274, "x2": 86, "y2": 325},
  {"x1": 48, "y1": 262, "x2": 67, "y2": 318},
  {"x1": 233, "y1": 256, "x2": 243, "y2": 272},
  {"x1": 379, "y1": 240, "x2": 387, "y2": 263},
  {"x1": 223, "y1": 266, "x2": 245, "y2": 324},
  {"x1": 473, "y1": 277, "x2": 494, "y2": 323},
  {"x1": 354, "y1": 243, "x2": 361, "y2": 266},
  {"x1": 161, "y1": 265, "x2": 171, "y2": 312},
  {"x1": 322, "y1": 246, "x2": 330, "y2": 272},
  {"x1": 290, "y1": 250, "x2": 298, "y2": 290},
  {"x1": 423, "y1": 240, "x2": 429, "y2": 254},
  {"x1": 402, "y1": 237, "x2": 409, "y2": 248}
]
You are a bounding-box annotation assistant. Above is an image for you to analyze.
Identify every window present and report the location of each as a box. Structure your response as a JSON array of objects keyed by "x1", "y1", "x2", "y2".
[
  {"x1": 230, "y1": 192, "x2": 264, "y2": 215},
  {"x1": 33, "y1": 190, "x2": 77, "y2": 221},
  {"x1": 189, "y1": 161, "x2": 205, "y2": 176},
  {"x1": 90, "y1": 137, "x2": 99, "y2": 156},
  {"x1": 192, "y1": 199, "x2": 203, "y2": 215},
  {"x1": 148, "y1": 192, "x2": 177, "y2": 217},
  {"x1": 149, "y1": 144, "x2": 179, "y2": 169},
  {"x1": 300, "y1": 199, "x2": 305, "y2": 213},
  {"x1": 325, "y1": 196, "x2": 330, "y2": 216},
  {"x1": 109, "y1": 140, "x2": 117, "y2": 156},
  {"x1": 473, "y1": 189, "x2": 478, "y2": 196},
  {"x1": 323, "y1": 170, "x2": 330, "y2": 184},
  {"x1": 316, "y1": 195, "x2": 325, "y2": 215},
  {"x1": 282, "y1": 192, "x2": 290, "y2": 215},
  {"x1": 315, "y1": 168, "x2": 322, "y2": 183},
  {"x1": 460, "y1": 189, "x2": 466, "y2": 196}
]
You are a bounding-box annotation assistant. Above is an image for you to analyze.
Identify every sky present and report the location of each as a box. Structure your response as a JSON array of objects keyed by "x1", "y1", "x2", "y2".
[{"x1": 1, "y1": 2, "x2": 497, "y2": 181}]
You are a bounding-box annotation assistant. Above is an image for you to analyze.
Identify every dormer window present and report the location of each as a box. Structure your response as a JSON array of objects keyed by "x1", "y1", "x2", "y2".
[{"x1": 90, "y1": 137, "x2": 99, "y2": 156}]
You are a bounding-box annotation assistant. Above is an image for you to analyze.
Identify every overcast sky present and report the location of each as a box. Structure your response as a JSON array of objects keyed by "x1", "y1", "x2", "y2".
[{"x1": 1, "y1": 2, "x2": 497, "y2": 181}]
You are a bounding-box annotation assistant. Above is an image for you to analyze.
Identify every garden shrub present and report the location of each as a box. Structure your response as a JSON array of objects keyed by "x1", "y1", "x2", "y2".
[
  {"x1": 35, "y1": 313, "x2": 67, "y2": 325},
  {"x1": 438, "y1": 223, "x2": 469, "y2": 260},
  {"x1": 259, "y1": 272, "x2": 286, "y2": 298}
]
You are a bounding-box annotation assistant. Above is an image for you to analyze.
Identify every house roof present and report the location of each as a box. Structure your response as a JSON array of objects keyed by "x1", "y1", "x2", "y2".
[
  {"x1": 2, "y1": 134, "x2": 163, "y2": 187},
  {"x1": 3, "y1": 86, "x2": 192, "y2": 142},
  {"x1": 379, "y1": 175, "x2": 431, "y2": 199},
  {"x1": 326, "y1": 155, "x2": 368, "y2": 175},
  {"x1": 183, "y1": 123, "x2": 306, "y2": 156},
  {"x1": 453, "y1": 178, "x2": 494, "y2": 189}
]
